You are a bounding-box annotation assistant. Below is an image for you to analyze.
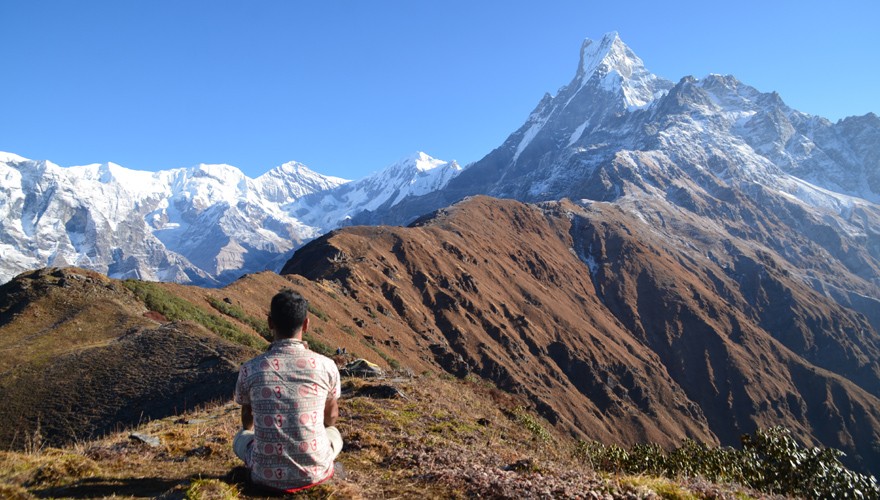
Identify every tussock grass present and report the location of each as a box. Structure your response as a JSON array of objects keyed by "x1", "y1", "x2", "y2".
[
  {"x1": 615, "y1": 475, "x2": 699, "y2": 500},
  {"x1": 185, "y1": 478, "x2": 240, "y2": 499},
  {"x1": 0, "y1": 449, "x2": 101, "y2": 490},
  {"x1": 0, "y1": 483, "x2": 35, "y2": 500}
]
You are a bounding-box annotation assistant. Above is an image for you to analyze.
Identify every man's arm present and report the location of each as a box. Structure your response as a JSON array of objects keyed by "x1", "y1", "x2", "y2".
[
  {"x1": 241, "y1": 403, "x2": 254, "y2": 430},
  {"x1": 323, "y1": 397, "x2": 338, "y2": 427}
]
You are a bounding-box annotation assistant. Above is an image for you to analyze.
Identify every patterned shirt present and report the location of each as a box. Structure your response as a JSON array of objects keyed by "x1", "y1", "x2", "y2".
[{"x1": 234, "y1": 339, "x2": 341, "y2": 490}]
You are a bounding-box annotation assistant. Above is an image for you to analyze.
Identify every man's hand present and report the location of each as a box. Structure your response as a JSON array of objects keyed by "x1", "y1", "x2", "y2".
[
  {"x1": 324, "y1": 397, "x2": 338, "y2": 427},
  {"x1": 241, "y1": 403, "x2": 254, "y2": 430}
]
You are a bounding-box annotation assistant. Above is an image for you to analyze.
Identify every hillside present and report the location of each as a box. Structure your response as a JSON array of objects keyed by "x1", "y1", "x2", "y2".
[
  {"x1": 0, "y1": 266, "x2": 425, "y2": 451},
  {"x1": 0, "y1": 247, "x2": 877, "y2": 496},
  {"x1": 285, "y1": 196, "x2": 880, "y2": 476},
  {"x1": 1, "y1": 371, "x2": 791, "y2": 499}
]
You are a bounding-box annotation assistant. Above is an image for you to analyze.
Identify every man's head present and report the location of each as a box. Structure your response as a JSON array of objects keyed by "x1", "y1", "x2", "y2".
[{"x1": 269, "y1": 289, "x2": 309, "y2": 340}]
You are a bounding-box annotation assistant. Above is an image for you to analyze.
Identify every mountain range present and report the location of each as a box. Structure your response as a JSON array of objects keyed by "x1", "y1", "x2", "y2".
[
  {"x1": 2, "y1": 31, "x2": 879, "y2": 475},
  {"x1": 0, "y1": 151, "x2": 461, "y2": 285}
]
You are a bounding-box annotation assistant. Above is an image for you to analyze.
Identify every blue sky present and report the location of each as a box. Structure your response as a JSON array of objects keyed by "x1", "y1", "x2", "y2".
[{"x1": 2, "y1": 1, "x2": 878, "y2": 180}]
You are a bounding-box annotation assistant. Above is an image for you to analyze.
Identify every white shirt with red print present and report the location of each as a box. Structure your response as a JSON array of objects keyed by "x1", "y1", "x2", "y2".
[{"x1": 234, "y1": 338, "x2": 341, "y2": 490}]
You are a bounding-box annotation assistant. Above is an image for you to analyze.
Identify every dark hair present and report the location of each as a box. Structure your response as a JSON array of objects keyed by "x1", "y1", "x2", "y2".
[{"x1": 269, "y1": 289, "x2": 309, "y2": 338}]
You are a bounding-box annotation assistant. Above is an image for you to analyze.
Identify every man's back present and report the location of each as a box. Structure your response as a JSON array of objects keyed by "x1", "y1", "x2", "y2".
[{"x1": 234, "y1": 339, "x2": 340, "y2": 490}]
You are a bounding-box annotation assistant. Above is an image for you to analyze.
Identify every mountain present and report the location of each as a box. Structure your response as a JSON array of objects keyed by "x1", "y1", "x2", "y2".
[
  {"x1": 0, "y1": 154, "x2": 346, "y2": 285},
  {"x1": 0, "y1": 267, "x2": 258, "y2": 447},
  {"x1": 354, "y1": 33, "x2": 880, "y2": 214},
  {"x1": 3, "y1": 30, "x2": 879, "y2": 476},
  {"x1": 351, "y1": 32, "x2": 880, "y2": 358},
  {"x1": 290, "y1": 152, "x2": 462, "y2": 232},
  {"x1": 283, "y1": 196, "x2": 880, "y2": 475},
  {"x1": 0, "y1": 152, "x2": 459, "y2": 286},
  {"x1": 280, "y1": 33, "x2": 880, "y2": 474},
  {"x1": 0, "y1": 265, "x2": 783, "y2": 500}
]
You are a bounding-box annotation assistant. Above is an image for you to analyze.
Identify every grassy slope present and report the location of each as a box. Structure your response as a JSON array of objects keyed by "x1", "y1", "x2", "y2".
[
  {"x1": 0, "y1": 268, "x2": 788, "y2": 498},
  {"x1": 0, "y1": 374, "x2": 767, "y2": 499}
]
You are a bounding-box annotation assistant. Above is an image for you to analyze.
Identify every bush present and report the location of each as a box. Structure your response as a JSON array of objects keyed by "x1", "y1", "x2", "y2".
[
  {"x1": 740, "y1": 426, "x2": 879, "y2": 498},
  {"x1": 575, "y1": 427, "x2": 879, "y2": 498},
  {"x1": 303, "y1": 333, "x2": 335, "y2": 358},
  {"x1": 511, "y1": 406, "x2": 551, "y2": 443}
]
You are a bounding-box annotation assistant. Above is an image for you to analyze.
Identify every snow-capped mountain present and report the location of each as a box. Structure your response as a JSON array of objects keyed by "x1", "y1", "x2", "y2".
[
  {"x1": 351, "y1": 32, "x2": 880, "y2": 332},
  {"x1": 290, "y1": 152, "x2": 462, "y2": 231},
  {"x1": 3, "y1": 30, "x2": 878, "y2": 301},
  {"x1": 0, "y1": 156, "x2": 348, "y2": 284},
  {"x1": 0, "y1": 150, "x2": 464, "y2": 285},
  {"x1": 316, "y1": 33, "x2": 879, "y2": 472}
]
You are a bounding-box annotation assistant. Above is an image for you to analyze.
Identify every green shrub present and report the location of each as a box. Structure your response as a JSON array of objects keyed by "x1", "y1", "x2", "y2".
[
  {"x1": 122, "y1": 280, "x2": 266, "y2": 350},
  {"x1": 303, "y1": 333, "x2": 335, "y2": 358},
  {"x1": 740, "y1": 426, "x2": 879, "y2": 498},
  {"x1": 575, "y1": 427, "x2": 879, "y2": 498},
  {"x1": 308, "y1": 305, "x2": 329, "y2": 322},
  {"x1": 511, "y1": 406, "x2": 551, "y2": 443},
  {"x1": 206, "y1": 296, "x2": 271, "y2": 340}
]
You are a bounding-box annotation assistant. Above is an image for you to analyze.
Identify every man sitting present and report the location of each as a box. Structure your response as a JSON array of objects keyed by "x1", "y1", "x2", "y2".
[{"x1": 232, "y1": 289, "x2": 343, "y2": 492}]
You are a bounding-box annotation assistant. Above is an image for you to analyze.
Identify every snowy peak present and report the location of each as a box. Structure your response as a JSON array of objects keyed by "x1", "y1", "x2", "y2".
[
  {"x1": 380, "y1": 152, "x2": 459, "y2": 177},
  {"x1": 577, "y1": 32, "x2": 628, "y2": 80},
  {"x1": 289, "y1": 152, "x2": 462, "y2": 231},
  {"x1": 0, "y1": 151, "x2": 30, "y2": 163},
  {"x1": 502, "y1": 34, "x2": 673, "y2": 166},
  {"x1": 401, "y1": 151, "x2": 450, "y2": 172},
  {"x1": 0, "y1": 154, "x2": 352, "y2": 285},
  {"x1": 575, "y1": 32, "x2": 667, "y2": 109},
  {"x1": 257, "y1": 161, "x2": 349, "y2": 203},
  {"x1": 262, "y1": 160, "x2": 348, "y2": 184}
]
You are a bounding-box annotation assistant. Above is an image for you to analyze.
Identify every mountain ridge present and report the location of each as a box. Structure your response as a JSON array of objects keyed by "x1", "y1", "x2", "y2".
[
  {"x1": 3, "y1": 36, "x2": 879, "y2": 288},
  {"x1": 282, "y1": 194, "x2": 880, "y2": 475},
  {"x1": 0, "y1": 151, "x2": 459, "y2": 285}
]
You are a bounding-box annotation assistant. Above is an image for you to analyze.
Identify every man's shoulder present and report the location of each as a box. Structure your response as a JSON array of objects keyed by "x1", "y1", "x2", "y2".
[
  {"x1": 240, "y1": 351, "x2": 270, "y2": 369},
  {"x1": 310, "y1": 351, "x2": 339, "y2": 372}
]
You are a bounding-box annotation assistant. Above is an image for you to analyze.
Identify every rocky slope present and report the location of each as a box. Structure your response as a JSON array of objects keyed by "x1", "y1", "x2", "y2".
[
  {"x1": 284, "y1": 195, "x2": 880, "y2": 476},
  {"x1": 0, "y1": 264, "x2": 876, "y2": 498},
  {"x1": 352, "y1": 34, "x2": 880, "y2": 341}
]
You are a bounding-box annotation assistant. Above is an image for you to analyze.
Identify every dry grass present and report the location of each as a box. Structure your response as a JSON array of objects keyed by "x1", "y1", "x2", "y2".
[
  {"x1": 0, "y1": 374, "x2": 768, "y2": 499},
  {"x1": 184, "y1": 478, "x2": 241, "y2": 499}
]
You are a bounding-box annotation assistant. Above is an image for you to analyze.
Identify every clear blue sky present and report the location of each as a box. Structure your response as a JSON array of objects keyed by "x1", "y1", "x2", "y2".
[{"x1": 2, "y1": 1, "x2": 878, "y2": 180}]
